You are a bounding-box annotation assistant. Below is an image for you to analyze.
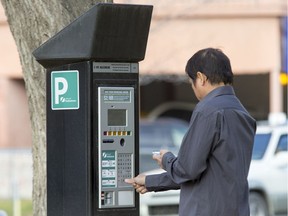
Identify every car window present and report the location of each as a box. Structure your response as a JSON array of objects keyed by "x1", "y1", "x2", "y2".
[
  {"x1": 140, "y1": 126, "x2": 174, "y2": 148},
  {"x1": 171, "y1": 127, "x2": 187, "y2": 148},
  {"x1": 139, "y1": 121, "x2": 188, "y2": 172},
  {"x1": 252, "y1": 133, "x2": 271, "y2": 160},
  {"x1": 275, "y1": 134, "x2": 288, "y2": 154},
  {"x1": 139, "y1": 120, "x2": 188, "y2": 172}
]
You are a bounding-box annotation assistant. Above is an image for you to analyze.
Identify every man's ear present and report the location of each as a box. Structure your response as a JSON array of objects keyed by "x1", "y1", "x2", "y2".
[{"x1": 196, "y1": 72, "x2": 207, "y2": 85}]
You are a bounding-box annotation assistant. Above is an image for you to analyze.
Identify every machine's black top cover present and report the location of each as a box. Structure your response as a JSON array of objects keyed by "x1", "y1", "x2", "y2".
[{"x1": 33, "y1": 3, "x2": 153, "y2": 68}]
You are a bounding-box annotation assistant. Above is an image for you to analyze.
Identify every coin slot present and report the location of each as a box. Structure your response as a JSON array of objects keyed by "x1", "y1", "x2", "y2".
[{"x1": 120, "y1": 138, "x2": 125, "y2": 146}]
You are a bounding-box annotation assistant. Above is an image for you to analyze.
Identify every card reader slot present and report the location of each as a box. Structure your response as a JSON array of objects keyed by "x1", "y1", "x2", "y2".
[{"x1": 103, "y1": 139, "x2": 114, "y2": 144}]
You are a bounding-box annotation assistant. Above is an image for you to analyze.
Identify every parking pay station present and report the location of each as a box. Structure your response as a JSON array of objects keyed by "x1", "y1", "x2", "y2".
[{"x1": 33, "y1": 3, "x2": 153, "y2": 216}]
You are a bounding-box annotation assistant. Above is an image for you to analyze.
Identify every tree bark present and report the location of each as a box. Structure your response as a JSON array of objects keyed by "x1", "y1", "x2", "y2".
[{"x1": 0, "y1": 0, "x2": 112, "y2": 215}]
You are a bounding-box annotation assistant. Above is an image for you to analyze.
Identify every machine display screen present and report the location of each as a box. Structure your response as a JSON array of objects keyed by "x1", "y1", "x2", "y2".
[{"x1": 108, "y1": 109, "x2": 127, "y2": 126}]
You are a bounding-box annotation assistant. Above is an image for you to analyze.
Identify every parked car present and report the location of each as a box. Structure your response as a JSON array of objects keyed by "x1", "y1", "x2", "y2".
[
  {"x1": 140, "y1": 114, "x2": 288, "y2": 216},
  {"x1": 248, "y1": 116, "x2": 287, "y2": 216},
  {"x1": 139, "y1": 118, "x2": 188, "y2": 173}
]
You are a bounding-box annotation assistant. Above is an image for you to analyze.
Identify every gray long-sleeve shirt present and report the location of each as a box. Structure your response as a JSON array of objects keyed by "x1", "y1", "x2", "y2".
[{"x1": 146, "y1": 86, "x2": 256, "y2": 216}]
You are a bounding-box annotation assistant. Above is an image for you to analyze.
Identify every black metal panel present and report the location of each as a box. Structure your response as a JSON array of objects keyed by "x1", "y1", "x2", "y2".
[
  {"x1": 33, "y1": 3, "x2": 153, "y2": 68},
  {"x1": 46, "y1": 61, "x2": 92, "y2": 216}
]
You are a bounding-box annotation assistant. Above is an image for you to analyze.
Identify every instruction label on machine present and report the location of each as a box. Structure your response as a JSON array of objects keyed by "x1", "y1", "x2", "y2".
[
  {"x1": 103, "y1": 90, "x2": 131, "y2": 102},
  {"x1": 101, "y1": 150, "x2": 116, "y2": 188}
]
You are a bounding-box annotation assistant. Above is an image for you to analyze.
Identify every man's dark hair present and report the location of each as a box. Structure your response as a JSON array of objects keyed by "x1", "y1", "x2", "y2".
[{"x1": 185, "y1": 48, "x2": 233, "y2": 85}]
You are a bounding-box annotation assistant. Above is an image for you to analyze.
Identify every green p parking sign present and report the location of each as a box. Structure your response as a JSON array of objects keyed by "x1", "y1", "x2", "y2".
[{"x1": 51, "y1": 70, "x2": 79, "y2": 110}]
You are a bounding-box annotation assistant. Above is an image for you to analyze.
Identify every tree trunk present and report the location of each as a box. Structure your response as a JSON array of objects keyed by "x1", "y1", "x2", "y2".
[{"x1": 0, "y1": 0, "x2": 112, "y2": 215}]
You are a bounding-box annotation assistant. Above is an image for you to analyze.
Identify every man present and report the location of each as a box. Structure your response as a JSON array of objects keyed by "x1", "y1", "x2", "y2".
[{"x1": 125, "y1": 48, "x2": 256, "y2": 216}]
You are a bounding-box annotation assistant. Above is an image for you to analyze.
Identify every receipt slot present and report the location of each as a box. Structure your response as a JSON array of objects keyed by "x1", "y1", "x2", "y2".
[{"x1": 33, "y1": 3, "x2": 152, "y2": 216}]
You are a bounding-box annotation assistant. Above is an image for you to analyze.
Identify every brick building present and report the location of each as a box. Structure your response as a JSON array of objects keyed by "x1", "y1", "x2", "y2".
[{"x1": 0, "y1": 0, "x2": 287, "y2": 148}]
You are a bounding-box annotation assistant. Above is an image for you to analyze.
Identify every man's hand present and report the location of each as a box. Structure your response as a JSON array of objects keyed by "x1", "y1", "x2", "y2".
[
  {"x1": 125, "y1": 174, "x2": 148, "y2": 194},
  {"x1": 152, "y1": 149, "x2": 169, "y2": 169},
  {"x1": 126, "y1": 150, "x2": 169, "y2": 194}
]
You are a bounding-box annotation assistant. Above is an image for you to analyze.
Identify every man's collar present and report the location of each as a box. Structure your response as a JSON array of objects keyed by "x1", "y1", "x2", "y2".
[
  {"x1": 196, "y1": 85, "x2": 235, "y2": 109},
  {"x1": 204, "y1": 85, "x2": 235, "y2": 101}
]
